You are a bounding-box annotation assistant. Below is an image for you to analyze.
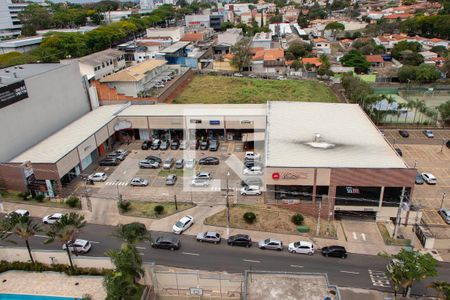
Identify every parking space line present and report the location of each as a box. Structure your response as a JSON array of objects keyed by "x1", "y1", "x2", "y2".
[
  {"x1": 136, "y1": 246, "x2": 146, "y2": 250},
  {"x1": 243, "y1": 259, "x2": 260, "y2": 263},
  {"x1": 182, "y1": 252, "x2": 200, "y2": 256},
  {"x1": 290, "y1": 265, "x2": 304, "y2": 268},
  {"x1": 340, "y1": 270, "x2": 359, "y2": 274}
]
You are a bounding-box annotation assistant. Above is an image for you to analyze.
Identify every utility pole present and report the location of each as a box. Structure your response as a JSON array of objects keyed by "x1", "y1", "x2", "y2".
[
  {"x1": 226, "y1": 171, "x2": 230, "y2": 237},
  {"x1": 393, "y1": 187, "x2": 406, "y2": 239},
  {"x1": 440, "y1": 139, "x2": 445, "y2": 153},
  {"x1": 440, "y1": 192, "x2": 446, "y2": 210},
  {"x1": 174, "y1": 194, "x2": 178, "y2": 211},
  {"x1": 315, "y1": 200, "x2": 322, "y2": 236}
]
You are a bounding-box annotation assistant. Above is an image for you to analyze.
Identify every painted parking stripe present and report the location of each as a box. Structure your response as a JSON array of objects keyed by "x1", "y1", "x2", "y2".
[
  {"x1": 34, "y1": 234, "x2": 48, "y2": 238},
  {"x1": 243, "y1": 259, "x2": 260, "y2": 263},
  {"x1": 182, "y1": 252, "x2": 200, "y2": 256},
  {"x1": 136, "y1": 246, "x2": 146, "y2": 250},
  {"x1": 290, "y1": 265, "x2": 304, "y2": 268},
  {"x1": 90, "y1": 241, "x2": 100, "y2": 244},
  {"x1": 340, "y1": 270, "x2": 359, "y2": 274}
]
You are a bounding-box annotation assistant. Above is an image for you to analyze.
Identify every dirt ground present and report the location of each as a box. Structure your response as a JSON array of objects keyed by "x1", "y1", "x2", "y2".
[{"x1": 204, "y1": 204, "x2": 337, "y2": 238}]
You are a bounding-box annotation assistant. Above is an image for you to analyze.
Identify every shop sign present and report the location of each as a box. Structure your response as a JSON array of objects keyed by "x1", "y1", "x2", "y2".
[
  {"x1": 209, "y1": 120, "x2": 220, "y2": 125},
  {"x1": 272, "y1": 171, "x2": 308, "y2": 180},
  {"x1": 346, "y1": 187, "x2": 360, "y2": 194},
  {"x1": 0, "y1": 80, "x2": 28, "y2": 110},
  {"x1": 240, "y1": 120, "x2": 253, "y2": 125},
  {"x1": 114, "y1": 120, "x2": 132, "y2": 131},
  {"x1": 190, "y1": 119, "x2": 202, "y2": 124}
]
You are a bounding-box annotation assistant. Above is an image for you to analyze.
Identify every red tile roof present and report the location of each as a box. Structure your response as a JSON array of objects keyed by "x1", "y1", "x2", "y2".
[
  {"x1": 384, "y1": 13, "x2": 413, "y2": 19},
  {"x1": 181, "y1": 33, "x2": 204, "y2": 42},
  {"x1": 365, "y1": 55, "x2": 384, "y2": 63},
  {"x1": 302, "y1": 57, "x2": 322, "y2": 67}
]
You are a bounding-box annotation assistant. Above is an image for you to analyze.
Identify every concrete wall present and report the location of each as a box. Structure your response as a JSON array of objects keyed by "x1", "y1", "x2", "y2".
[{"x1": 0, "y1": 63, "x2": 91, "y2": 162}]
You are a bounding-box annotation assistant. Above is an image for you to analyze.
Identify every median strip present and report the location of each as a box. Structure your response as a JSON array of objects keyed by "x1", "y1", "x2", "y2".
[
  {"x1": 182, "y1": 252, "x2": 200, "y2": 256},
  {"x1": 243, "y1": 259, "x2": 260, "y2": 263}
]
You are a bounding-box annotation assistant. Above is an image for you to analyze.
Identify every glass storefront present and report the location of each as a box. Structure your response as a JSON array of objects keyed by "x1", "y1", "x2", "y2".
[{"x1": 335, "y1": 186, "x2": 381, "y2": 206}]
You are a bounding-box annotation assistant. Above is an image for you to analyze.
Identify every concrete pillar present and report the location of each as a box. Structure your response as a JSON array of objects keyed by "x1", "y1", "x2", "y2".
[{"x1": 379, "y1": 186, "x2": 385, "y2": 208}]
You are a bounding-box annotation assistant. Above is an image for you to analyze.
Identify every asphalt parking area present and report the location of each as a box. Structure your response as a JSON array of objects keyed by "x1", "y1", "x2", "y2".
[{"x1": 383, "y1": 129, "x2": 450, "y2": 146}]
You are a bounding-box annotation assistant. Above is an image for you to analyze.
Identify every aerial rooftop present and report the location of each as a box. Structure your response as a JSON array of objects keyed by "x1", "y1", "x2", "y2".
[
  {"x1": 265, "y1": 101, "x2": 407, "y2": 169},
  {"x1": 0, "y1": 64, "x2": 64, "y2": 87}
]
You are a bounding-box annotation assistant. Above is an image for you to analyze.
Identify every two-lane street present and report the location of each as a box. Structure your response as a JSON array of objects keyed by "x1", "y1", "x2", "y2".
[{"x1": 1, "y1": 221, "x2": 449, "y2": 297}]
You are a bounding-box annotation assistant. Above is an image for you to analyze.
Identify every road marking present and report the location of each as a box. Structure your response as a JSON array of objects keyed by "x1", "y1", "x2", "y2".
[
  {"x1": 368, "y1": 270, "x2": 391, "y2": 288},
  {"x1": 136, "y1": 246, "x2": 146, "y2": 250},
  {"x1": 352, "y1": 232, "x2": 358, "y2": 240},
  {"x1": 34, "y1": 234, "x2": 48, "y2": 238},
  {"x1": 361, "y1": 233, "x2": 366, "y2": 241},
  {"x1": 182, "y1": 252, "x2": 200, "y2": 256},
  {"x1": 139, "y1": 253, "x2": 144, "y2": 256},
  {"x1": 340, "y1": 270, "x2": 359, "y2": 274},
  {"x1": 90, "y1": 241, "x2": 100, "y2": 244},
  {"x1": 290, "y1": 264, "x2": 304, "y2": 268},
  {"x1": 243, "y1": 259, "x2": 260, "y2": 263}
]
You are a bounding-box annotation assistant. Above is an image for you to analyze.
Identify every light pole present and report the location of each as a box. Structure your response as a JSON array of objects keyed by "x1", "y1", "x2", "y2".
[
  {"x1": 440, "y1": 139, "x2": 445, "y2": 153},
  {"x1": 116, "y1": 180, "x2": 121, "y2": 202},
  {"x1": 440, "y1": 192, "x2": 446, "y2": 210},
  {"x1": 226, "y1": 171, "x2": 230, "y2": 236}
]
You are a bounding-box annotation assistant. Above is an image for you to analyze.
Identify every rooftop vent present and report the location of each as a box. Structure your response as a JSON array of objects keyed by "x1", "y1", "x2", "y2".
[{"x1": 305, "y1": 133, "x2": 335, "y2": 149}]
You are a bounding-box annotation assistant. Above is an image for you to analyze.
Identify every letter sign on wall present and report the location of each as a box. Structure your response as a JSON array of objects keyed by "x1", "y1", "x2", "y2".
[{"x1": 0, "y1": 80, "x2": 29, "y2": 110}]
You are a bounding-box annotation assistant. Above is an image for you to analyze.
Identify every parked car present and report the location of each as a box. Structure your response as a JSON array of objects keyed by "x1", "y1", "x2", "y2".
[
  {"x1": 195, "y1": 172, "x2": 211, "y2": 180},
  {"x1": 423, "y1": 130, "x2": 434, "y2": 138},
  {"x1": 165, "y1": 174, "x2": 177, "y2": 185},
  {"x1": 421, "y1": 173, "x2": 437, "y2": 185},
  {"x1": 415, "y1": 173, "x2": 424, "y2": 184},
  {"x1": 88, "y1": 172, "x2": 107, "y2": 182},
  {"x1": 150, "y1": 139, "x2": 161, "y2": 150},
  {"x1": 199, "y1": 157, "x2": 219, "y2": 165},
  {"x1": 321, "y1": 245, "x2": 347, "y2": 258},
  {"x1": 248, "y1": 74, "x2": 257, "y2": 78},
  {"x1": 171, "y1": 140, "x2": 180, "y2": 150},
  {"x1": 196, "y1": 232, "x2": 221, "y2": 244},
  {"x1": 258, "y1": 238, "x2": 283, "y2": 251},
  {"x1": 243, "y1": 166, "x2": 263, "y2": 175},
  {"x1": 139, "y1": 160, "x2": 160, "y2": 169},
  {"x1": 175, "y1": 159, "x2": 184, "y2": 169},
  {"x1": 438, "y1": 209, "x2": 450, "y2": 224},
  {"x1": 398, "y1": 130, "x2": 409, "y2": 138},
  {"x1": 151, "y1": 235, "x2": 180, "y2": 251},
  {"x1": 199, "y1": 140, "x2": 209, "y2": 150},
  {"x1": 172, "y1": 215, "x2": 194, "y2": 234},
  {"x1": 288, "y1": 241, "x2": 314, "y2": 255},
  {"x1": 113, "y1": 149, "x2": 128, "y2": 156},
  {"x1": 160, "y1": 140, "x2": 170, "y2": 150},
  {"x1": 395, "y1": 148, "x2": 403, "y2": 156},
  {"x1": 62, "y1": 239, "x2": 92, "y2": 254},
  {"x1": 191, "y1": 178, "x2": 210, "y2": 187},
  {"x1": 240, "y1": 185, "x2": 262, "y2": 196},
  {"x1": 209, "y1": 140, "x2": 220, "y2": 151},
  {"x1": 99, "y1": 158, "x2": 119, "y2": 166},
  {"x1": 154, "y1": 83, "x2": 165, "y2": 88},
  {"x1": 277, "y1": 76, "x2": 286, "y2": 80},
  {"x1": 141, "y1": 140, "x2": 152, "y2": 150},
  {"x1": 42, "y1": 213, "x2": 63, "y2": 224},
  {"x1": 130, "y1": 177, "x2": 149, "y2": 186},
  {"x1": 163, "y1": 157, "x2": 174, "y2": 169},
  {"x1": 227, "y1": 234, "x2": 252, "y2": 247},
  {"x1": 244, "y1": 152, "x2": 261, "y2": 161},
  {"x1": 241, "y1": 177, "x2": 263, "y2": 187},
  {"x1": 145, "y1": 155, "x2": 162, "y2": 163},
  {"x1": 447, "y1": 140, "x2": 450, "y2": 149},
  {"x1": 107, "y1": 152, "x2": 126, "y2": 161},
  {"x1": 7, "y1": 209, "x2": 30, "y2": 218},
  {"x1": 244, "y1": 160, "x2": 259, "y2": 168},
  {"x1": 185, "y1": 158, "x2": 196, "y2": 169},
  {"x1": 179, "y1": 140, "x2": 188, "y2": 150},
  {"x1": 190, "y1": 140, "x2": 200, "y2": 150},
  {"x1": 233, "y1": 73, "x2": 243, "y2": 77}
]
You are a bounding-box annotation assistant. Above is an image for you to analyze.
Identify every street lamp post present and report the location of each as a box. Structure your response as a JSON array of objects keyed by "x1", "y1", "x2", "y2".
[
  {"x1": 226, "y1": 171, "x2": 230, "y2": 236},
  {"x1": 116, "y1": 180, "x2": 121, "y2": 202},
  {"x1": 440, "y1": 192, "x2": 447, "y2": 210},
  {"x1": 440, "y1": 139, "x2": 445, "y2": 153}
]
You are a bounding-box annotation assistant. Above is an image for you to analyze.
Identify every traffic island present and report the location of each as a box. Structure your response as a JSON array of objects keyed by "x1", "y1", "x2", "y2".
[{"x1": 120, "y1": 200, "x2": 195, "y2": 219}]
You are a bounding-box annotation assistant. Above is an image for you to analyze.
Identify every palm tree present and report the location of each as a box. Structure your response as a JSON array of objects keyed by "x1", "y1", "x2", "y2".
[
  {"x1": 0, "y1": 214, "x2": 41, "y2": 264},
  {"x1": 45, "y1": 212, "x2": 86, "y2": 270},
  {"x1": 113, "y1": 222, "x2": 151, "y2": 248},
  {"x1": 428, "y1": 281, "x2": 450, "y2": 299},
  {"x1": 407, "y1": 99, "x2": 426, "y2": 124}
]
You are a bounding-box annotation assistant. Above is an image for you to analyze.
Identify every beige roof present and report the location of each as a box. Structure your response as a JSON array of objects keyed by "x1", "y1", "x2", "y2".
[
  {"x1": 10, "y1": 105, "x2": 125, "y2": 164},
  {"x1": 265, "y1": 102, "x2": 407, "y2": 168},
  {"x1": 79, "y1": 49, "x2": 124, "y2": 66},
  {"x1": 100, "y1": 59, "x2": 167, "y2": 83}
]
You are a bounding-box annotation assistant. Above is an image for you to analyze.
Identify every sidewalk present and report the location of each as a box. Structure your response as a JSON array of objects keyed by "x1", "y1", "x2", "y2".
[{"x1": 0, "y1": 198, "x2": 419, "y2": 258}]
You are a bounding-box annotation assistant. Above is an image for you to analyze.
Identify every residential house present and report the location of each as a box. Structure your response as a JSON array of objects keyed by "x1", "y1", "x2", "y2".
[
  {"x1": 419, "y1": 51, "x2": 438, "y2": 61},
  {"x1": 181, "y1": 32, "x2": 206, "y2": 43},
  {"x1": 383, "y1": 13, "x2": 413, "y2": 21},
  {"x1": 213, "y1": 53, "x2": 237, "y2": 71},
  {"x1": 366, "y1": 55, "x2": 385, "y2": 68},
  {"x1": 251, "y1": 48, "x2": 285, "y2": 74},
  {"x1": 99, "y1": 59, "x2": 169, "y2": 97},
  {"x1": 281, "y1": 6, "x2": 300, "y2": 23},
  {"x1": 68, "y1": 49, "x2": 126, "y2": 80},
  {"x1": 214, "y1": 28, "x2": 243, "y2": 55},
  {"x1": 240, "y1": 12, "x2": 254, "y2": 24},
  {"x1": 224, "y1": 3, "x2": 251, "y2": 16},
  {"x1": 146, "y1": 27, "x2": 185, "y2": 42},
  {"x1": 302, "y1": 57, "x2": 322, "y2": 71},
  {"x1": 251, "y1": 32, "x2": 273, "y2": 49},
  {"x1": 313, "y1": 38, "x2": 331, "y2": 54}
]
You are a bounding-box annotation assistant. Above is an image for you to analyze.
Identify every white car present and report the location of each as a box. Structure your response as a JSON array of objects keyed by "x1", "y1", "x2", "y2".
[
  {"x1": 88, "y1": 172, "x2": 107, "y2": 182},
  {"x1": 7, "y1": 209, "x2": 30, "y2": 218},
  {"x1": 130, "y1": 177, "x2": 149, "y2": 186},
  {"x1": 277, "y1": 76, "x2": 286, "y2": 80},
  {"x1": 243, "y1": 166, "x2": 263, "y2": 175},
  {"x1": 421, "y1": 173, "x2": 437, "y2": 185},
  {"x1": 172, "y1": 215, "x2": 194, "y2": 234},
  {"x1": 258, "y1": 238, "x2": 283, "y2": 251},
  {"x1": 244, "y1": 151, "x2": 261, "y2": 161},
  {"x1": 288, "y1": 241, "x2": 315, "y2": 255},
  {"x1": 42, "y1": 213, "x2": 63, "y2": 224},
  {"x1": 191, "y1": 178, "x2": 210, "y2": 187},
  {"x1": 62, "y1": 239, "x2": 92, "y2": 254},
  {"x1": 248, "y1": 74, "x2": 257, "y2": 78},
  {"x1": 423, "y1": 130, "x2": 434, "y2": 138},
  {"x1": 233, "y1": 73, "x2": 243, "y2": 77},
  {"x1": 185, "y1": 158, "x2": 196, "y2": 169},
  {"x1": 195, "y1": 172, "x2": 211, "y2": 180},
  {"x1": 240, "y1": 185, "x2": 262, "y2": 196}
]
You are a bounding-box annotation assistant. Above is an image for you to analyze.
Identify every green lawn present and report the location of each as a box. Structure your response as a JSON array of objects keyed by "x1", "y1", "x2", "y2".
[
  {"x1": 123, "y1": 201, "x2": 195, "y2": 219},
  {"x1": 174, "y1": 75, "x2": 338, "y2": 104}
]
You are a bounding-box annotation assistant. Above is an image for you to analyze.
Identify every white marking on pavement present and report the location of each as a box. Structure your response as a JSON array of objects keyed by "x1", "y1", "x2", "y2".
[
  {"x1": 136, "y1": 246, "x2": 146, "y2": 250},
  {"x1": 104, "y1": 167, "x2": 110, "y2": 171},
  {"x1": 90, "y1": 241, "x2": 100, "y2": 244},
  {"x1": 243, "y1": 259, "x2": 260, "y2": 263},
  {"x1": 290, "y1": 265, "x2": 304, "y2": 268},
  {"x1": 352, "y1": 232, "x2": 357, "y2": 240},
  {"x1": 139, "y1": 253, "x2": 144, "y2": 256},
  {"x1": 361, "y1": 233, "x2": 366, "y2": 241},
  {"x1": 340, "y1": 270, "x2": 359, "y2": 274},
  {"x1": 182, "y1": 252, "x2": 200, "y2": 256},
  {"x1": 123, "y1": 171, "x2": 127, "y2": 174},
  {"x1": 368, "y1": 270, "x2": 391, "y2": 288},
  {"x1": 34, "y1": 234, "x2": 48, "y2": 238}
]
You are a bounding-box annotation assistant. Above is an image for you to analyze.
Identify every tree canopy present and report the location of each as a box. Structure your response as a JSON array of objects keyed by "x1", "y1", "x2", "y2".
[
  {"x1": 340, "y1": 50, "x2": 370, "y2": 73},
  {"x1": 230, "y1": 38, "x2": 252, "y2": 71}
]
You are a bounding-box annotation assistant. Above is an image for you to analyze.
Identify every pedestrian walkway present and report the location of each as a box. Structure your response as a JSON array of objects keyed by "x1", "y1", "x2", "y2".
[{"x1": 104, "y1": 181, "x2": 129, "y2": 186}]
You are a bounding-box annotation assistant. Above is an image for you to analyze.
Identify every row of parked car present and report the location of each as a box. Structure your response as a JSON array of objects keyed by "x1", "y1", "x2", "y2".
[
  {"x1": 138, "y1": 155, "x2": 220, "y2": 170},
  {"x1": 142, "y1": 139, "x2": 220, "y2": 151},
  {"x1": 98, "y1": 149, "x2": 129, "y2": 166},
  {"x1": 152, "y1": 74, "x2": 174, "y2": 89}
]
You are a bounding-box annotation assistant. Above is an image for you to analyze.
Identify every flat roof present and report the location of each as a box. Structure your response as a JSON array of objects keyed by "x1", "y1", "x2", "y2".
[
  {"x1": 10, "y1": 105, "x2": 125, "y2": 164},
  {"x1": 0, "y1": 64, "x2": 64, "y2": 87},
  {"x1": 118, "y1": 104, "x2": 267, "y2": 117},
  {"x1": 100, "y1": 59, "x2": 167, "y2": 83},
  {"x1": 160, "y1": 41, "x2": 191, "y2": 53},
  {"x1": 79, "y1": 49, "x2": 125, "y2": 66},
  {"x1": 0, "y1": 36, "x2": 42, "y2": 48},
  {"x1": 265, "y1": 102, "x2": 407, "y2": 168}
]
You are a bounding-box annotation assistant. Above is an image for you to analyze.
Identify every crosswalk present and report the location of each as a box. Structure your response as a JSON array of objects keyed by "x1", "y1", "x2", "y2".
[
  {"x1": 105, "y1": 181, "x2": 129, "y2": 186},
  {"x1": 210, "y1": 186, "x2": 239, "y2": 191}
]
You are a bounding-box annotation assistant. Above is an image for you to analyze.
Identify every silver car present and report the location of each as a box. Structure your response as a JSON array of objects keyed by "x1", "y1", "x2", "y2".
[
  {"x1": 166, "y1": 174, "x2": 177, "y2": 185},
  {"x1": 439, "y1": 209, "x2": 450, "y2": 224},
  {"x1": 130, "y1": 177, "x2": 149, "y2": 186},
  {"x1": 175, "y1": 159, "x2": 184, "y2": 169},
  {"x1": 139, "y1": 160, "x2": 160, "y2": 169},
  {"x1": 196, "y1": 231, "x2": 221, "y2": 244},
  {"x1": 163, "y1": 157, "x2": 174, "y2": 169},
  {"x1": 258, "y1": 238, "x2": 283, "y2": 251},
  {"x1": 185, "y1": 158, "x2": 196, "y2": 169}
]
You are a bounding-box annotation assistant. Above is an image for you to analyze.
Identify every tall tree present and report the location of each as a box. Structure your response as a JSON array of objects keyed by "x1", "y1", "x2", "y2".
[
  {"x1": 45, "y1": 212, "x2": 86, "y2": 270},
  {"x1": 0, "y1": 214, "x2": 42, "y2": 264},
  {"x1": 113, "y1": 222, "x2": 151, "y2": 248},
  {"x1": 19, "y1": 3, "x2": 53, "y2": 36},
  {"x1": 340, "y1": 50, "x2": 370, "y2": 73},
  {"x1": 437, "y1": 100, "x2": 450, "y2": 125},
  {"x1": 324, "y1": 21, "x2": 345, "y2": 40},
  {"x1": 230, "y1": 38, "x2": 252, "y2": 71}
]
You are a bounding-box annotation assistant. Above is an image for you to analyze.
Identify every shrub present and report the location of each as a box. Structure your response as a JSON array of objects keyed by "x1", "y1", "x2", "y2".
[
  {"x1": 65, "y1": 196, "x2": 80, "y2": 208},
  {"x1": 118, "y1": 200, "x2": 131, "y2": 213},
  {"x1": 154, "y1": 205, "x2": 164, "y2": 215},
  {"x1": 34, "y1": 194, "x2": 45, "y2": 202},
  {"x1": 18, "y1": 192, "x2": 30, "y2": 200},
  {"x1": 0, "y1": 260, "x2": 110, "y2": 276},
  {"x1": 243, "y1": 212, "x2": 256, "y2": 224},
  {"x1": 291, "y1": 213, "x2": 304, "y2": 225}
]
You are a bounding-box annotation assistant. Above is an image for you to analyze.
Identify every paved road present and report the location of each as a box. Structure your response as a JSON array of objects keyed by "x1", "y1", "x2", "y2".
[{"x1": 1, "y1": 222, "x2": 449, "y2": 297}]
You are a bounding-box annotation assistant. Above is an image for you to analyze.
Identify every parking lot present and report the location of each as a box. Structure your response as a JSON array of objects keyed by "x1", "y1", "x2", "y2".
[
  {"x1": 384, "y1": 129, "x2": 450, "y2": 226},
  {"x1": 79, "y1": 141, "x2": 264, "y2": 206}
]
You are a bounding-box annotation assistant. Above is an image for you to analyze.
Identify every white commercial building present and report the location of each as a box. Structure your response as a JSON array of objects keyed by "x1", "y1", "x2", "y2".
[{"x1": 146, "y1": 27, "x2": 185, "y2": 42}]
